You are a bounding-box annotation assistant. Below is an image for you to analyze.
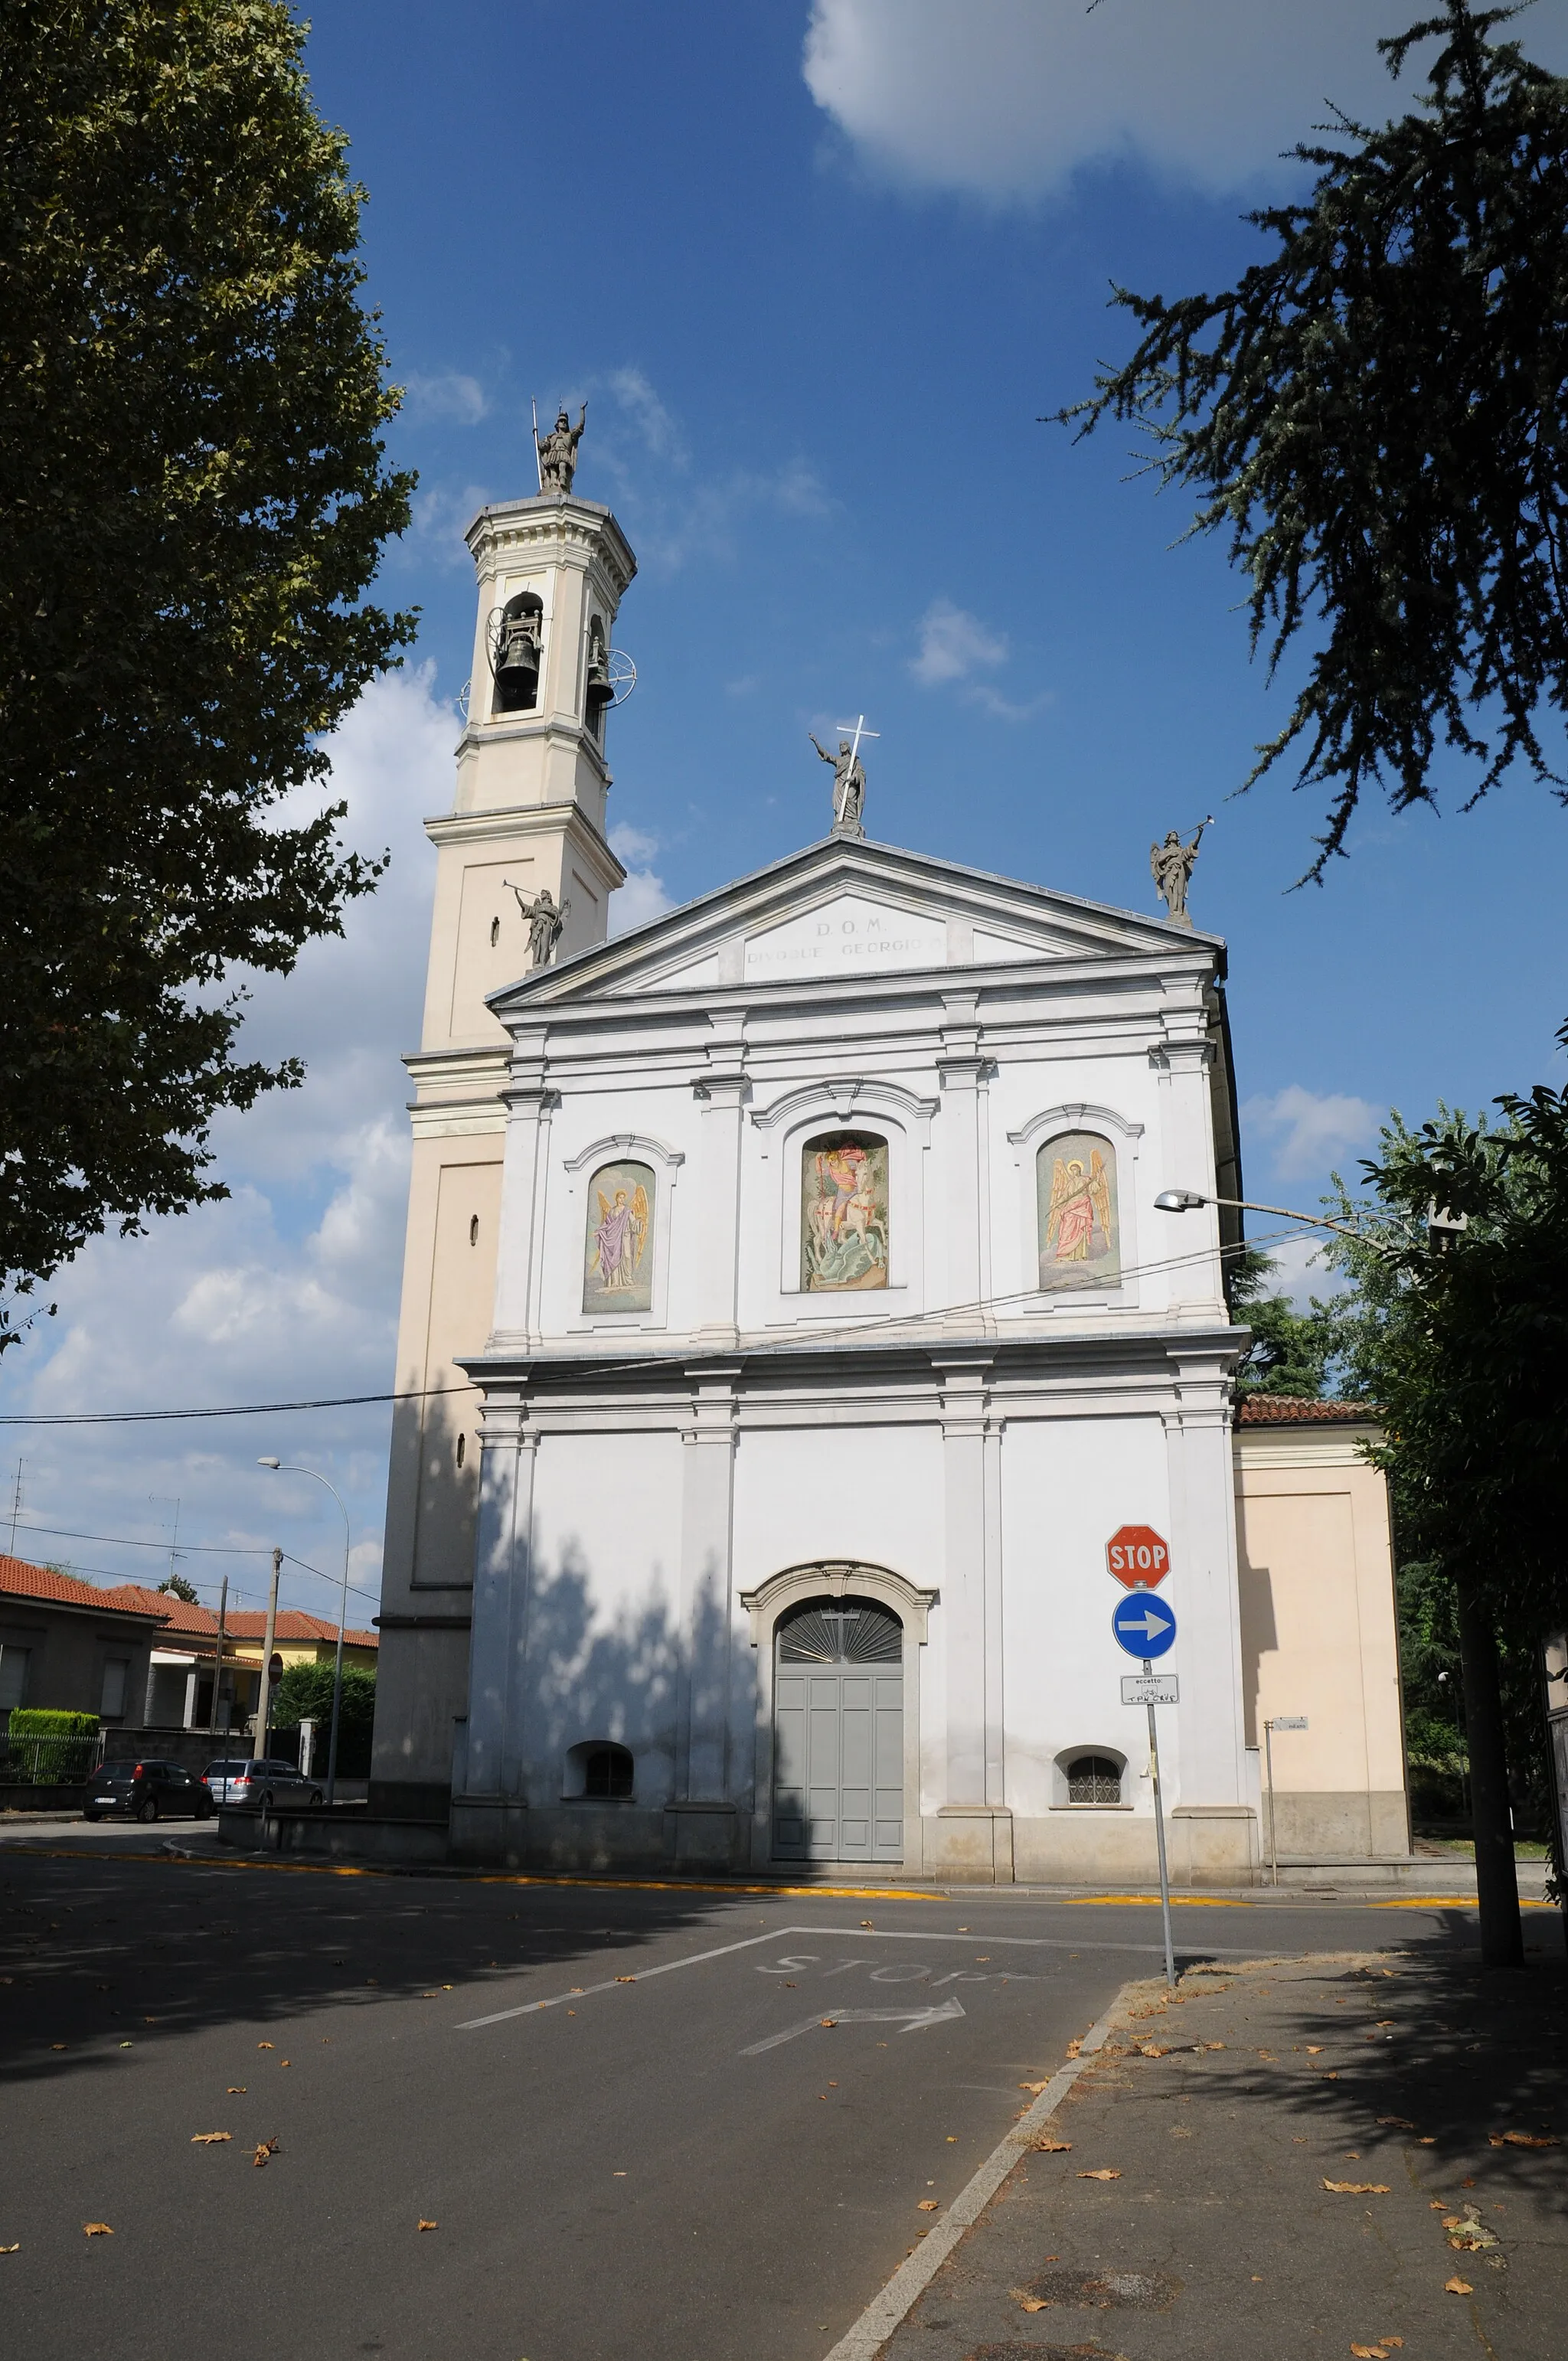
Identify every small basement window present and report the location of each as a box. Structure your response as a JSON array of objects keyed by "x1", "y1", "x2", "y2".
[
  {"x1": 564, "y1": 1739, "x2": 634, "y2": 1800},
  {"x1": 1065, "y1": 1752, "x2": 1124, "y2": 1806}
]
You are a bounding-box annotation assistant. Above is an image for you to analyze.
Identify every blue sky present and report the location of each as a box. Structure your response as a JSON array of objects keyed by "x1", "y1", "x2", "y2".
[{"x1": 5, "y1": 0, "x2": 1567, "y2": 1621}]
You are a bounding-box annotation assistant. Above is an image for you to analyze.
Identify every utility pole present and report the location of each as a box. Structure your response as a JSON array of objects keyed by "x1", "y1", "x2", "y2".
[
  {"x1": 253, "y1": 1548, "x2": 281, "y2": 1765},
  {"x1": 207, "y1": 1576, "x2": 228, "y2": 1736}
]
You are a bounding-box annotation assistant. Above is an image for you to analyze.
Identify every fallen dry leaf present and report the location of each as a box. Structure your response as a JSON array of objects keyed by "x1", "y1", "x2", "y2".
[
  {"x1": 1019, "y1": 2081, "x2": 1052, "y2": 2093},
  {"x1": 1034, "y1": 2139, "x2": 1073, "y2": 2153},
  {"x1": 916, "y1": 2199, "x2": 939, "y2": 2212},
  {"x1": 1323, "y1": 2181, "x2": 1390, "y2": 2195},
  {"x1": 861, "y1": 1920, "x2": 874, "y2": 1929},
  {"x1": 50, "y1": 2043, "x2": 67, "y2": 2052},
  {"x1": 227, "y1": 2086, "x2": 247, "y2": 2095},
  {"x1": 820, "y1": 2017, "x2": 837, "y2": 2028},
  {"x1": 1377, "y1": 2117, "x2": 1416, "y2": 2130},
  {"x1": 1445, "y1": 2278, "x2": 1474, "y2": 2296},
  {"x1": 1205, "y1": 2041, "x2": 1226, "y2": 2051},
  {"x1": 256, "y1": 2043, "x2": 273, "y2": 2051},
  {"x1": 83, "y1": 2223, "x2": 113, "y2": 2237},
  {"x1": 1306, "y1": 2045, "x2": 1325, "y2": 2055},
  {"x1": 1077, "y1": 2169, "x2": 1121, "y2": 2181},
  {"x1": 190, "y1": 2133, "x2": 231, "y2": 2145},
  {"x1": 615, "y1": 1975, "x2": 635, "y2": 1984},
  {"x1": 1064, "y1": 2039, "x2": 1082, "y2": 2058},
  {"x1": 0, "y1": 2243, "x2": 19, "y2": 2254},
  {"x1": 1490, "y1": 2131, "x2": 1559, "y2": 2149},
  {"x1": 1350, "y1": 2345, "x2": 1389, "y2": 2358},
  {"x1": 1443, "y1": 2214, "x2": 1498, "y2": 2251},
  {"x1": 417, "y1": 2219, "x2": 438, "y2": 2232},
  {"x1": 1418, "y1": 2137, "x2": 1436, "y2": 2146},
  {"x1": 252, "y1": 2138, "x2": 279, "y2": 2168},
  {"x1": 1016, "y1": 2295, "x2": 1049, "y2": 2313}
]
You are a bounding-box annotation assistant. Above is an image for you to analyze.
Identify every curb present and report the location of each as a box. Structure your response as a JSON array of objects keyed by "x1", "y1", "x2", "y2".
[{"x1": 822, "y1": 1976, "x2": 1143, "y2": 2361}]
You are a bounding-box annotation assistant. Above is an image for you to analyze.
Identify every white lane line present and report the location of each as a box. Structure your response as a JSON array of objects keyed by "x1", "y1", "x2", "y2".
[
  {"x1": 455, "y1": 1927, "x2": 783, "y2": 2029},
  {"x1": 742, "y1": 1997, "x2": 965, "y2": 2056},
  {"x1": 456, "y1": 1919, "x2": 1264, "y2": 2030},
  {"x1": 794, "y1": 1925, "x2": 1266, "y2": 1957},
  {"x1": 822, "y1": 1977, "x2": 1138, "y2": 2361}
]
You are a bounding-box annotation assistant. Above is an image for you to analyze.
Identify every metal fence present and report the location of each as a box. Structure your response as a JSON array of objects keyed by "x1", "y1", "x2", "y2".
[{"x1": 0, "y1": 1733, "x2": 100, "y2": 1785}]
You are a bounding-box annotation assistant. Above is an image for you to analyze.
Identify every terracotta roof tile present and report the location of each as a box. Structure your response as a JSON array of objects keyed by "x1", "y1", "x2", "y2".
[
  {"x1": 1235, "y1": 1394, "x2": 1379, "y2": 1426},
  {"x1": 224, "y1": 1609, "x2": 378, "y2": 1649},
  {"x1": 0, "y1": 1556, "x2": 169, "y2": 1619},
  {"x1": 0, "y1": 1559, "x2": 375, "y2": 1647}
]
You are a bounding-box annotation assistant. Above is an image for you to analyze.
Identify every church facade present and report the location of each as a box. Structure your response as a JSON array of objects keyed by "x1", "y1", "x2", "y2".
[{"x1": 369, "y1": 474, "x2": 1408, "y2": 1884}]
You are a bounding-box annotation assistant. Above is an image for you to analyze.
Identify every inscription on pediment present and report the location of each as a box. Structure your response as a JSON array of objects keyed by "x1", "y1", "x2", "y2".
[{"x1": 743, "y1": 896, "x2": 946, "y2": 981}]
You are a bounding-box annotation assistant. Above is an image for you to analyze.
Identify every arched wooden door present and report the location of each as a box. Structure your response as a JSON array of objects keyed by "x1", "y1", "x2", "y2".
[{"x1": 772, "y1": 1598, "x2": 903, "y2": 1862}]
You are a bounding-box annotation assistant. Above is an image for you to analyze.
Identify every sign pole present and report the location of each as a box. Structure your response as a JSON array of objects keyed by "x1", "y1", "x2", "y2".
[
  {"x1": 1264, "y1": 1718, "x2": 1277, "y2": 1886},
  {"x1": 1146, "y1": 1680, "x2": 1175, "y2": 1988}
]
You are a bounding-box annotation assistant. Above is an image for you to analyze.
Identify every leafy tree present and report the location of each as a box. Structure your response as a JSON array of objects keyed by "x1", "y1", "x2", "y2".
[
  {"x1": 158, "y1": 1572, "x2": 201, "y2": 1605},
  {"x1": 1227, "y1": 1246, "x2": 1338, "y2": 1396},
  {"x1": 271, "y1": 1658, "x2": 375, "y2": 1775},
  {"x1": 0, "y1": 1, "x2": 416, "y2": 1341},
  {"x1": 1058, "y1": 2, "x2": 1568, "y2": 875},
  {"x1": 1322, "y1": 1076, "x2": 1568, "y2": 1953}
]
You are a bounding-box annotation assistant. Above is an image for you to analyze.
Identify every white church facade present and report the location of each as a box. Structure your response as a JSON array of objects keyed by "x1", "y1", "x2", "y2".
[{"x1": 368, "y1": 471, "x2": 1409, "y2": 1885}]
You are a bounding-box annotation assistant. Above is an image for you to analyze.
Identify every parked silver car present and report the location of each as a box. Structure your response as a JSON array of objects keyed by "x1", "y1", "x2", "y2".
[{"x1": 203, "y1": 1757, "x2": 323, "y2": 1809}]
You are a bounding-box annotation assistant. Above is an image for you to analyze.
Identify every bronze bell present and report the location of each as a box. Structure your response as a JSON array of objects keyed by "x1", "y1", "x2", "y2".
[{"x1": 495, "y1": 619, "x2": 540, "y2": 710}]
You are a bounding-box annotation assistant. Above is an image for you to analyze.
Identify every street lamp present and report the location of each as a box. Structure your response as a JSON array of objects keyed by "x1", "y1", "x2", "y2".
[
  {"x1": 259, "y1": 1458, "x2": 353, "y2": 1808},
  {"x1": 1152, "y1": 1187, "x2": 1390, "y2": 1253}
]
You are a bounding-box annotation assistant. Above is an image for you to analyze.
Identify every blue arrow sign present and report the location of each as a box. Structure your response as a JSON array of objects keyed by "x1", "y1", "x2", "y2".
[{"x1": 1112, "y1": 1592, "x2": 1177, "y2": 1659}]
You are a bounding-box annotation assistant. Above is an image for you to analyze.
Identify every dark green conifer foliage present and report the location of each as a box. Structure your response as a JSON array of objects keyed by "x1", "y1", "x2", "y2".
[{"x1": 1059, "y1": 3, "x2": 1568, "y2": 874}]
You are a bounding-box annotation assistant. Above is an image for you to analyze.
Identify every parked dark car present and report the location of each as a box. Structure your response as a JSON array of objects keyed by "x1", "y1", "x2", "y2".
[
  {"x1": 84, "y1": 1759, "x2": 215, "y2": 1823},
  {"x1": 203, "y1": 1758, "x2": 324, "y2": 1809}
]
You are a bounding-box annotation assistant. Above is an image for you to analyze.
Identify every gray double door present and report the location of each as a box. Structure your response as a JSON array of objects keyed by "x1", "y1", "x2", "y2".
[{"x1": 772, "y1": 1601, "x2": 903, "y2": 1862}]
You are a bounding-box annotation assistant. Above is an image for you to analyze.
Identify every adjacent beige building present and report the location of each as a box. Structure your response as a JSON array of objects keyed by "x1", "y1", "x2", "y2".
[{"x1": 1235, "y1": 1396, "x2": 1408, "y2": 1864}]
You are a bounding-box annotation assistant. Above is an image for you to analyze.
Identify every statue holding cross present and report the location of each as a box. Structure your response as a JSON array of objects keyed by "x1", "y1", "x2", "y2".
[{"x1": 810, "y1": 714, "x2": 877, "y2": 838}]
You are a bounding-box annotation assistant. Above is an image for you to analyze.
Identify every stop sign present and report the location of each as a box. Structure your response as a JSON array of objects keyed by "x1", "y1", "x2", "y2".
[{"x1": 1106, "y1": 1526, "x2": 1171, "y2": 1588}]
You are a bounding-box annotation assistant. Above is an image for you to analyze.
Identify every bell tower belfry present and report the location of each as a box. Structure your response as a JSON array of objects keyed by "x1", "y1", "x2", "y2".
[
  {"x1": 371, "y1": 460, "x2": 637, "y2": 1818},
  {"x1": 424, "y1": 485, "x2": 636, "y2": 1050}
]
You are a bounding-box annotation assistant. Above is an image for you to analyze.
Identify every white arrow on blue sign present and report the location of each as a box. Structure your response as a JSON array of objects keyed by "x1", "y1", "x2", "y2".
[{"x1": 1111, "y1": 1592, "x2": 1177, "y2": 1659}]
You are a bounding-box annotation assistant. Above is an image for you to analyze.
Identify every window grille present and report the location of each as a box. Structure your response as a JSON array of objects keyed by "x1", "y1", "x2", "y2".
[{"x1": 1066, "y1": 1753, "x2": 1122, "y2": 1805}]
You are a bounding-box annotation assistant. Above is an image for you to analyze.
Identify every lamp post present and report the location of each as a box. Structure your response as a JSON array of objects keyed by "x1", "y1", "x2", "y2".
[
  {"x1": 259, "y1": 1459, "x2": 352, "y2": 1808},
  {"x1": 1152, "y1": 1186, "x2": 1390, "y2": 1252}
]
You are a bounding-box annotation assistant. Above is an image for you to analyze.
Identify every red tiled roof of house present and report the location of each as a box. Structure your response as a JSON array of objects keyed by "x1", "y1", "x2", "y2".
[
  {"x1": 1235, "y1": 1394, "x2": 1380, "y2": 1425},
  {"x1": 96, "y1": 1581, "x2": 217, "y2": 1632},
  {"x1": 223, "y1": 1608, "x2": 377, "y2": 1650},
  {"x1": 0, "y1": 1560, "x2": 375, "y2": 1647},
  {"x1": 0, "y1": 1555, "x2": 169, "y2": 1619}
]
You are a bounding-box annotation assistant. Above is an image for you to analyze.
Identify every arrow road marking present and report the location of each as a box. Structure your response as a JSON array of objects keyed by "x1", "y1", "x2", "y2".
[
  {"x1": 741, "y1": 1997, "x2": 966, "y2": 2056},
  {"x1": 1116, "y1": 1606, "x2": 1173, "y2": 1640}
]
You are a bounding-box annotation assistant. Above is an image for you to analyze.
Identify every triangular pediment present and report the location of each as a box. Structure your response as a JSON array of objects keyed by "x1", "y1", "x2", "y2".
[{"x1": 488, "y1": 834, "x2": 1219, "y2": 1014}]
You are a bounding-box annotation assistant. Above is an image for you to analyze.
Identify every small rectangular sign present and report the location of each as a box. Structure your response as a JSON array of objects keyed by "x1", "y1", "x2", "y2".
[
  {"x1": 1269, "y1": 1715, "x2": 1309, "y2": 1730},
  {"x1": 1122, "y1": 1674, "x2": 1178, "y2": 1705}
]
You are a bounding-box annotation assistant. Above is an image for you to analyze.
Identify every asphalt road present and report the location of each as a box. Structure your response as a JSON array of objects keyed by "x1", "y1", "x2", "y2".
[{"x1": 0, "y1": 1827, "x2": 1544, "y2": 2361}]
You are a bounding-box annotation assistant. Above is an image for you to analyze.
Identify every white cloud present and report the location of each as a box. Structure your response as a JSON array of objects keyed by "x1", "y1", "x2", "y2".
[
  {"x1": 603, "y1": 367, "x2": 686, "y2": 463},
  {"x1": 609, "y1": 823, "x2": 675, "y2": 934},
  {"x1": 804, "y1": 0, "x2": 1568, "y2": 204},
  {"x1": 0, "y1": 668, "x2": 454, "y2": 1622},
  {"x1": 407, "y1": 481, "x2": 492, "y2": 566},
  {"x1": 586, "y1": 368, "x2": 831, "y2": 570},
  {"x1": 911, "y1": 598, "x2": 1008, "y2": 687},
  {"x1": 908, "y1": 598, "x2": 1048, "y2": 720},
  {"x1": 1243, "y1": 1083, "x2": 1379, "y2": 1183},
  {"x1": 400, "y1": 369, "x2": 489, "y2": 426}
]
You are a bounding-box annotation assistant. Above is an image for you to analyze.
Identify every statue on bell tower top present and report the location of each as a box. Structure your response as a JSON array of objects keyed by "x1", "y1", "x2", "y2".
[{"x1": 536, "y1": 403, "x2": 586, "y2": 495}]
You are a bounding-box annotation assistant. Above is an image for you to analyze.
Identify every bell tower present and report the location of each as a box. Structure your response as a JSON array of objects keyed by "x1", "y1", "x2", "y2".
[
  {"x1": 423, "y1": 484, "x2": 636, "y2": 1050},
  {"x1": 371, "y1": 455, "x2": 638, "y2": 1819}
]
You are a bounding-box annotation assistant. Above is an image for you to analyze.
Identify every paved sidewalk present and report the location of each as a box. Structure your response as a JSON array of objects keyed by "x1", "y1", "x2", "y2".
[{"x1": 877, "y1": 1941, "x2": 1566, "y2": 2361}]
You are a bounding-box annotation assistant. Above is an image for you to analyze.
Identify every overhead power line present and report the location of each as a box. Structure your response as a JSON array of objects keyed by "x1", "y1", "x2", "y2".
[{"x1": 0, "y1": 1224, "x2": 1321, "y2": 1429}]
